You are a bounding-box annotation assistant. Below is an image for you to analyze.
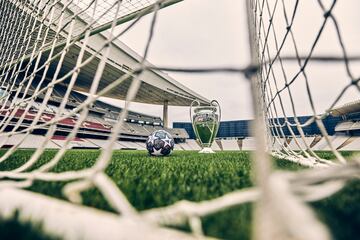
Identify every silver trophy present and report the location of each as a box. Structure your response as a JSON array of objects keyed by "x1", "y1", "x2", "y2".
[{"x1": 190, "y1": 100, "x2": 221, "y2": 153}]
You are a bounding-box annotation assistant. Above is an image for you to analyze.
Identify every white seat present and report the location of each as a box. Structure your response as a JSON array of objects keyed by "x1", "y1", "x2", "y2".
[
  {"x1": 178, "y1": 142, "x2": 192, "y2": 150},
  {"x1": 0, "y1": 134, "x2": 60, "y2": 149},
  {"x1": 86, "y1": 139, "x2": 124, "y2": 150},
  {"x1": 311, "y1": 136, "x2": 349, "y2": 150},
  {"x1": 242, "y1": 137, "x2": 256, "y2": 151},
  {"x1": 51, "y1": 138, "x2": 99, "y2": 149},
  {"x1": 211, "y1": 141, "x2": 221, "y2": 151},
  {"x1": 173, "y1": 144, "x2": 183, "y2": 150},
  {"x1": 221, "y1": 139, "x2": 240, "y2": 151},
  {"x1": 186, "y1": 139, "x2": 201, "y2": 150},
  {"x1": 338, "y1": 137, "x2": 360, "y2": 151},
  {"x1": 271, "y1": 137, "x2": 286, "y2": 151},
  {"x1": 132, "y1": 142, "x2": 146, "y2": 150},
  {"x1": 287, "y1": 137, "x2": 315, "y2": 151},
  {"x1": 117, "y1": 141, "x2": 141, "y2": 150}
]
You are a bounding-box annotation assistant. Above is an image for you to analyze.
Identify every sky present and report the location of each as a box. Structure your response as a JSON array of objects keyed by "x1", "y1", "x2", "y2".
[{"x1": 100, "y1": 0, "x2": 360, "y2": 125}]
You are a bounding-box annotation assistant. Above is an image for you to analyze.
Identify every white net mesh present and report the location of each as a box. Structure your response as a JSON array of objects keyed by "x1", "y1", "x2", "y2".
[
  {"x1": 253, "y1": 0, "x2": 360, "y2": 166},
  {"x1": 0, "y1": 0, "x2": 359, "y2": 239},
  {"x1": 248, "y1": 0, "x2": 360, "y2": 239}
]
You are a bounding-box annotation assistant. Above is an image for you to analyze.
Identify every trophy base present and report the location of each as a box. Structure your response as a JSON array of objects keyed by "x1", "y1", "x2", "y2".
[{"x1": 199, "y1": 147, "x2": 215, "y2": 154}]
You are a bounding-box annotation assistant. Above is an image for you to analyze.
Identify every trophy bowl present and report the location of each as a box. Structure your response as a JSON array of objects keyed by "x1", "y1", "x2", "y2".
[{"x1": 190, "y1": 100, "x2": 221, "y2": 153}]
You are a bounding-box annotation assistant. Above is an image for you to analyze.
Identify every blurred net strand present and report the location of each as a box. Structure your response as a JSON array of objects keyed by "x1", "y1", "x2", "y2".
[
  {"x1": 0, "y1": 0, "x2": 359, "y2": 239},
  {"x1": 250, "y1": 0, "x2": 359, "y2": 239}
]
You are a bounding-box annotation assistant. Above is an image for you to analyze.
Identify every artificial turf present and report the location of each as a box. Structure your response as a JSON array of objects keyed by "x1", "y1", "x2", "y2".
[{"x1": 0, "y1": 150, "x2": 359, "y2": 239}]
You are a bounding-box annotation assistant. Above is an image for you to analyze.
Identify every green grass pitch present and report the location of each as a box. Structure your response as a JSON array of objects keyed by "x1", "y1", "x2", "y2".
[{"x1": 0, "y1": 150, "x2": 359, "y2": 239}]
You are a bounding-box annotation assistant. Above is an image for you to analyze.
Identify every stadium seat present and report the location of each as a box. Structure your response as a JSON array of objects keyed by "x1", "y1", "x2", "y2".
[
  {"x1": 287, "y1": 137, "x2": 315, "y2": 151},
  {"x1": 311, "y1": 135, "x2": 350, "y2": 150},
  {"x1": 143, "y1": 125, "x2": 154, "y2": 134},
  {"x1": 117, "y1": 141, "x2": 141, "y2": 150},
  {"x1": 337, "y1": 136, "x2": 360, "y2": 151},
  {"x1": 0, "y1": 134, "x2": 59, "y2": 149},
  {"x1": 242, "y1": 137, "x2": 256, "y2": 151},
  {"x1": 166, "y1": 128, "x2": 189, "y2": 139},
  {"x1": 82, "y1": 121, "x2": 111, "y2": 131},
  {"x1": 211, "y1": 141, "x2": 222, "y2": 151},
  {"x1": 177, "y1": 142, "x2": 192, "y2": 150},
  {"x1": 86, "y1": 139, "x2": 123, "y2": 150},
  {"x1": 51, "y1": 136, "x2": 99, "y2": 149},
  {"x1": 173, "y1": 143, "x2": 183, "y2": 150},
  {"x1": 271, "y1": 138, "x2": 286, "y2": 151},
  {"x1": 132, "y1": 141, "x2": 147, "y2": 150},
  {"x1": 221, "y1": 139, "x2": 240, "y2": 151},
  {"x1": 185, "y1": 139, "x2": 201, "y2": 150}
]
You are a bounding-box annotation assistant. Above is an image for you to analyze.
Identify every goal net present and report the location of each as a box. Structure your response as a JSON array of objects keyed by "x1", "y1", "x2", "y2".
[
  {"x1": 0, "y1": 0, "x2": 358, "y2": 239},
  {"x1": 252, "y1": 0, "x2": 360, "y2": 166},
  {"x1": 247, "y1": 0, "x2": 359, "y2": 239}
]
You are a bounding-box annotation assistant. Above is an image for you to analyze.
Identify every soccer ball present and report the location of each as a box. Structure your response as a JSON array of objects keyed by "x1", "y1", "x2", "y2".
[{"x1": 146, "y1": 130, "x2": 175, "y2": 156}]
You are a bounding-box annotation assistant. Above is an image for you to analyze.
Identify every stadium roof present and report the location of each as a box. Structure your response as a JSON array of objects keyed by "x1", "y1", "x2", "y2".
[
  {"x1": 330, "y1": 99, "x2": 360, "y2": 116},
  {"x1": 3, "y1": 0, "x2": 209, "y2": 107}
]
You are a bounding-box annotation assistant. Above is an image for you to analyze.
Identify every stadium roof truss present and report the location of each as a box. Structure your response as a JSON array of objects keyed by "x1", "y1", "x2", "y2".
[{"x1": 1, "y1": 0, "x2": 209, "y2": 106}]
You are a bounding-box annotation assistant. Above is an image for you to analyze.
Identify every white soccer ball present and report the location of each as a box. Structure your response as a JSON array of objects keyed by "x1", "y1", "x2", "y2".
[{"x1": 146, "y1": 130, "x2": 175, "y2": 156}]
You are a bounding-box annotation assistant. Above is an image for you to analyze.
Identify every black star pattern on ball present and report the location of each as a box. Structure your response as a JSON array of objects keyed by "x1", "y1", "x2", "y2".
[{"x1": 146, "y1": 130, "x2": 175, "y2": 156}]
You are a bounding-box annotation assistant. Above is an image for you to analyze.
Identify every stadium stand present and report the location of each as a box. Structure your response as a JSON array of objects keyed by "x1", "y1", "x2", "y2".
[
  {"x1": 51, "y1": 136, "x2": 99, "y2": 149},
  {"x1": 0, "y1": 79, "x2": 194, "y2": 149},
  {"x1": 338, "y1": 137, "x2": 360, "y2": 151},
  {"x1": 286, "y1": 137, "x2": 316, "y2": 151},
  {"x1": 119, "y1": 141, "x2": 146, "y2": 150},
  {"x1": 221, "y1": 139, "x2": 240, "y2": 151},
  {"x1": 271, "y1": 138, "x2": 286, "y2": 151},
  {"x1": 173, "y1": 143, "x2": 183, "y2": 150},
  {"x1": 133, "y1": 142, "x2": 147, "y2": 150},
  {"x1": 167, "y1": 128, "x2": 189, "y2": 139},
  {"x1": 215, "y1": 140, "x2": 223, "y2": 151},
  {"x1": 185, "y1": 139, "x2": 201, "y2": 151},
  {"x1": 177, "y1": 142, "x2": 192, "y2": 150},
  {"x1": 87, "y1": 139, "x2": 124, "y2": 150},
  {"x1": 6, "y1": 98, "x2": 360, "y2": 152},
  {"x1": 309, "y1": 136, "x2": 349, "y2": 151},
  {"x1": 0, "y1": 134, "x2": 59, "y2": 149},
  {"x1": 242, "y1": 137, "x2": 256, "y2": 151},
  {"x1": 211, "y1": 141, "x2": 222, "y2": 151},
  {"x1": 4, "y1": 76, "x2": 360, "y2": 152},
  {"x1": 174, "y1": 116, "x2": 340, "y2": 140},
  {"x1": 173, "y1": 100, "x2": 360, "y2": 151},
  {"x1": 0, "y1": 74, "x2": 198, "y2": 151}
]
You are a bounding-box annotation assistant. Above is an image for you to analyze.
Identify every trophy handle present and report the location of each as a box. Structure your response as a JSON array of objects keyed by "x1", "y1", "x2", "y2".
[
  {"x1": 190, "y1": 100, "x2": 201, "y2": 143},
  {"x1": 211, "y1": 100, "x2": 221, "y2": 122},
  {"x1": 190, "y1": 100, "x2": 201, "y2": 122}
]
